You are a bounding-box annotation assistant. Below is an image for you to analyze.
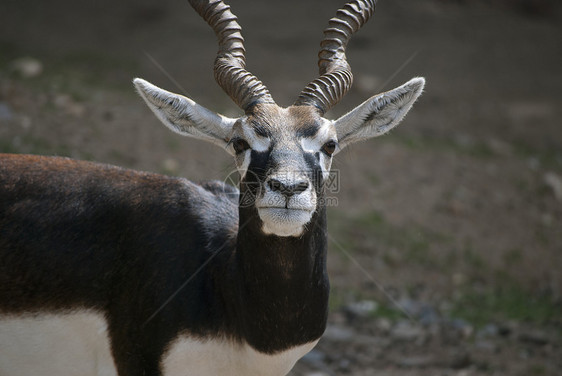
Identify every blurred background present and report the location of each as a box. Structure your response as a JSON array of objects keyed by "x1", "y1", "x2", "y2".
[{"x1": 1, "y1": 0, "x2": 561, "y2": 374}]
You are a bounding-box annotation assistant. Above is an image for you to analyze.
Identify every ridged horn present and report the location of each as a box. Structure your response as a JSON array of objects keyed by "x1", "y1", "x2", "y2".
[
  {"x1": 294, "y1": 0, "x2": 376, "y2": 114},
  {"x1": 188, "y1": 0, "x2": 275, "y2": 111}
]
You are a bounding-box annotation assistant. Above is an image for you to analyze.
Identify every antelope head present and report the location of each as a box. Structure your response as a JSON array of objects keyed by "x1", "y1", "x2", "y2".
[{"x1": 134, "y1": 0, "x2": 425, "y2": 237}]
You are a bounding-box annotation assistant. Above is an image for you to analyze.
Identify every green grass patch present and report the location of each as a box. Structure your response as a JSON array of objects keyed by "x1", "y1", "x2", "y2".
[
  {"x1": 373, "y1": 303, "x2": 406, "y2": 321},
  {"x1": 512, "y1": 141, "x2": 562, "y2": 171},
  {"x1": 334, "y1": 210, "x2": 451, "y2": 269},
  {"x1": 451, "y1": 285, "x2": 560, "y2": 327}
]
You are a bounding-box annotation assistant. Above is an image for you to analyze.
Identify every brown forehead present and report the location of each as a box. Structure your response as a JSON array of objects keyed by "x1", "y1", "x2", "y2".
[{"x1": 248, "y1": 104, "x2": 322, "y2": 137}]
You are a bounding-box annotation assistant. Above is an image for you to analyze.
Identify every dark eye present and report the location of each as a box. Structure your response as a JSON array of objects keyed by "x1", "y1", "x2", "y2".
[
  {"x1": 321, "y1": 140, "x2": 337, "y2": 156},
  {"x1": 232, "y1": 138, "x2": 251, "y2": 154}
]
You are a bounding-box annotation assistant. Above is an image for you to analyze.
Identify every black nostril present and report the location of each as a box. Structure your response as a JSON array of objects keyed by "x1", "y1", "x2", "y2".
[
  {"x1": 267, "y1": 178, "x2": 309, "y2": 198},
  {"x1": 293, "y1": 181, "x2": 309, "y2": 194},
  {"x1": 268, "y1": 178, "x2": 284, "y2": 192}
]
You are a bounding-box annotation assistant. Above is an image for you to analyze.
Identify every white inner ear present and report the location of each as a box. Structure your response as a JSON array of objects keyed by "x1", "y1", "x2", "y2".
[
  {"x1": 134, "y1": 78, "x2": 237, "y2": 150},
  {"x1": 334, "y1": 77, "x2": 425, "y2": 149}
]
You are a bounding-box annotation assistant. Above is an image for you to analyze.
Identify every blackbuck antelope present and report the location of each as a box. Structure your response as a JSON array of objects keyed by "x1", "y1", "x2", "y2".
[{"x1": 0, "y1": 0, "x2": 424, "y2": 375}]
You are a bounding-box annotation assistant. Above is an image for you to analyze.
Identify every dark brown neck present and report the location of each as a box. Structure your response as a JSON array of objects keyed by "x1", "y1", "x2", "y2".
[{"x1": 230, "y1": 203, "x2": 330, "y2": 354}]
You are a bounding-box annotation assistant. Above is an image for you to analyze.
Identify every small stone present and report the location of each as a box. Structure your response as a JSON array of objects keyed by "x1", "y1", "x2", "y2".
[
  {"x1": 486, "y1": 138, "x2": 513, "y2": 156},
  {"x1": 454, "y1": 133, "x2": 474, "y2": 148},
  {"x1": 11, "y1": 57, "x2": 43, "y2": 78},
  {"x1": 541, "y1": 213, "x2": 553, "y2": 227},
  {"x1": 0, "y1": 102, "x2": 13, "y2": 120},
  {"x1": 390, "y1": 320, "x2": 425, "y2": 341},
  {"x1": 375, "y1": 318, "x2": 392, "y2": 332},
  {"x1": 477, "y1": 323, "x2": 499, "y2": 338},
  {"x1": 527, "y1": 157, "x2": 540, "y2": 170},
  {"x1": 544, "y1": 172, "x2": 562, "y2": 201},
  {"x1": 397, "y1": 298, "x2": 421, "y2": 317},
  {"x1": 344, "y1": 299, "x2": 378, "y2": 319}
]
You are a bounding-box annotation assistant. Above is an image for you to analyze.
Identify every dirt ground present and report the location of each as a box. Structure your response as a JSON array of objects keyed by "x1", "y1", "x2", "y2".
[{"x1": 1, "y1": 0, "x2": 561, "y2": 375}]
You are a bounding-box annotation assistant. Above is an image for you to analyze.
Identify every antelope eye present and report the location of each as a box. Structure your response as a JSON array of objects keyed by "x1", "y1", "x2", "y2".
[
  {"x1": 232, "y1": 138, "x2": 251, "y2": 154},
  {"x1": 321, "y1": 140, "x2": 337, "y2": 156}
]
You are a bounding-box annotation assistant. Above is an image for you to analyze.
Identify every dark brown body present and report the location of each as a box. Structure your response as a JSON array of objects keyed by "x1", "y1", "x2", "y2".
[{"x1": 0, "y1": 153, "x2": 329, "y2": 374}]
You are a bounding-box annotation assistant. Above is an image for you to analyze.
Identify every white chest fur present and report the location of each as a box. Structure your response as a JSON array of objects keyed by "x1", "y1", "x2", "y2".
[{"x1": 162, "y1": 335, "x2": 319, "y2": 376}]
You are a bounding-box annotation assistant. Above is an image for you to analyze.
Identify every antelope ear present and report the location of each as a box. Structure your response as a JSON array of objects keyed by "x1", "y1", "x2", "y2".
[
  {"x1": 333, "y1": 77, "x2": 425, "y2": 151},
  {"x1": 134, "y1": 78, "x2": 237, "y2": 151}
]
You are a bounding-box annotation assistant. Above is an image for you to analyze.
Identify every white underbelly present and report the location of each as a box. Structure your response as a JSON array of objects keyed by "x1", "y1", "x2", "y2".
[
  {"x1": 0, "y1": 311, "x2": 117, "y2": 376},
  {"x1": 162, "y1": 335, "x2": 318, "y2": 376},
  {"x1": 0, "y1": 311, "x2": 318, "y2": 376}
]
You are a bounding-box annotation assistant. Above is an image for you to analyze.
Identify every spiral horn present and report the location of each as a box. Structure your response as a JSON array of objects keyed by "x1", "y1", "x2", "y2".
[
  {"x1": 188, "y1": 0, "x2": 275, "y2": 112},
  {"x1": 294, "y1": 0, "x2": 376, "y2": 114}
]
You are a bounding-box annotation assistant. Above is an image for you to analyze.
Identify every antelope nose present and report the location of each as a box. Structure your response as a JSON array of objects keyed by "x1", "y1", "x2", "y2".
[{"x1": 267, "y1": 178, "x2": 309, "y2": 197}]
